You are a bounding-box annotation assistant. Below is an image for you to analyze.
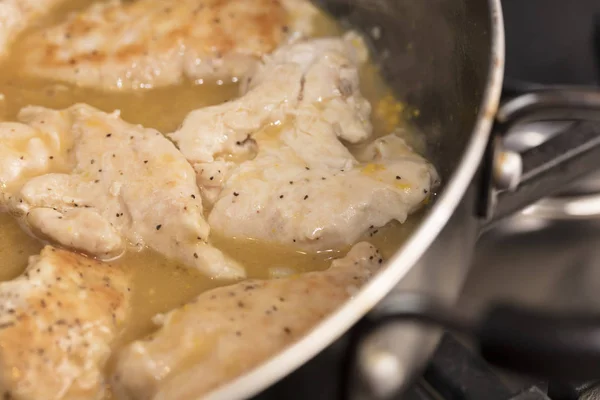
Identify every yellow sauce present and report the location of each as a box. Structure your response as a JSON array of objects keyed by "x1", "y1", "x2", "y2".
[{"x1": 0, "y1": 1, "x2": 427, "y2": 397}]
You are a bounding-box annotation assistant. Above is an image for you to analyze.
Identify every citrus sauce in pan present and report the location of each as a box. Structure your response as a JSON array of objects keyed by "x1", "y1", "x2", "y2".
[{"x1": 0, "y1": 1, "x2": 427, "y2": 396}]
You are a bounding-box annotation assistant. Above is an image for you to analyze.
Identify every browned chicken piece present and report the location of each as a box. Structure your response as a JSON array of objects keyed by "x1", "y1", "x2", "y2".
[
  {"x1": 0, "y1": 246, "x2": 131, "y2": 400},
  {"x1": 18, "y1": 0, "x2": 319, "y2": 91},
  {"x1": 0, "y1": 0, "x2": 66, "y2": 58},
  {"x1": 111, "y1": 242, "x2": 382, "y2": 400}
]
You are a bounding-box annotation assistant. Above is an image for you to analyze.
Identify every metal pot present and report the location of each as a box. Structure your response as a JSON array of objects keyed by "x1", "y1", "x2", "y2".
[{"x1": 206, "y1": 1, "x2": 600, "y2": 399}]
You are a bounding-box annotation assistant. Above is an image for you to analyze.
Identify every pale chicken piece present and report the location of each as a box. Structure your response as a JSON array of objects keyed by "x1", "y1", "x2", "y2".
[
  {"x1": 19, "y1": 0, "x2": 319, "y2": 91},
  {"x1": 169, "y1": 33, "x2": 371, "y2": 168},
  {"x1": 0, "y1": 0, "x2": 66, "y2": 57},
  {"x1": 112, "y1": 242, "x2": 382, "y2": 400},
  {"x1": 0, "y1": 246, "x2": 130, "y2": 400},
  {"x1": 208, "y1": 134, "x2": 439, "y2": 251},
  {"x1": 1, "y1": 104, "x2": 244, "y2": 279},
  {"x1": 171, "y1": 33, "x2": 437, "y2": 250}
]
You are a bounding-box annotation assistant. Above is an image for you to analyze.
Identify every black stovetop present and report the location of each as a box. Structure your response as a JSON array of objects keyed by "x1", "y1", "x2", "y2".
[
  {"x1": 253, "y1": 2, "x2": 600, "y2": 399},
  {"x1": 255, "y1": 331, "x2": 600, "y2": 400},
  {"x1": 254, "y1": 333, "x2": 546, "y2": 400}
]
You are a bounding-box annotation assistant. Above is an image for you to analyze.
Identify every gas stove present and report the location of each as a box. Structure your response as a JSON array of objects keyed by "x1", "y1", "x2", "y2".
[{"x1": 254, "y1": 1, "x2": 600, "y2": 399}]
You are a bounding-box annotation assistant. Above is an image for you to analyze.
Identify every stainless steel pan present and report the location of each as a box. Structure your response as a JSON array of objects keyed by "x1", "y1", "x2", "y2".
[{"x1": 206, "y1": 1, "x2": 600, "y2": 398}]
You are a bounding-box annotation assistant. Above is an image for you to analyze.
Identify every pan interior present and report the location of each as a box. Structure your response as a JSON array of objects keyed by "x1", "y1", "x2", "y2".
[{"x1": 0, "y1": 1, "x2": 495, "y2": 398}]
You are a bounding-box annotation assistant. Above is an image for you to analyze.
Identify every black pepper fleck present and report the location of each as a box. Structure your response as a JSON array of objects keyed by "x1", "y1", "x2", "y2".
[
  {"x1": 233, "y1": 192, "x2": 239, "y2": 197},
  {"x1": 303, "y1": 195, "x2": 308, "y2": 200},
  {"x1": 106, "y1": 133, "x2": 112, "y2": 138},
  {"x1": 156, "y1": 224, "x2": 162, "y2": 230}
]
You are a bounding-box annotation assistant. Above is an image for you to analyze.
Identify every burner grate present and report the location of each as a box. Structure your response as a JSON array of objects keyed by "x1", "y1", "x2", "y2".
[{"x1": 411, "y1": 335, "x2": 549, "y2": 400}]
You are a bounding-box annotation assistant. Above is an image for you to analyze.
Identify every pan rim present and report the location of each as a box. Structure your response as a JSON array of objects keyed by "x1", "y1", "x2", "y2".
[{"x1": 204, "y1": 1, "x2": 505, "y2": 399}]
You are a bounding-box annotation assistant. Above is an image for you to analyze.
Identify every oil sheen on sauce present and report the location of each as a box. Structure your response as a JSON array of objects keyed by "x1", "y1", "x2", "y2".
[{"x1": 0, "y1": 1, "x2": 427, "y2": 395}]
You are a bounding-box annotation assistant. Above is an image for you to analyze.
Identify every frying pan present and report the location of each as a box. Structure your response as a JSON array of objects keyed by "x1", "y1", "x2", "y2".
[{"x1": 204, "y1": 0, "x2": 600, "y2": 399}]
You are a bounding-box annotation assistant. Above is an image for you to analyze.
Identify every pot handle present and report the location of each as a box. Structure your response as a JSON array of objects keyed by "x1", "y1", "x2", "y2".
[
  {"x1": 343, "y1": 294, "x2": 600, "y2": 399},
  {"x1": 477, "y1": 88, "x2": 600, "y2": 228}
]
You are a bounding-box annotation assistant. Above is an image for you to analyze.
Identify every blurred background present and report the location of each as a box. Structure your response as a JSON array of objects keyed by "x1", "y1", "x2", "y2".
[
  {"x1": 461, "y1": 0, "x2": 600, "y2": 333},
  {"x1": 458, "y1": 1, "x2": 600, "y2": 398}
]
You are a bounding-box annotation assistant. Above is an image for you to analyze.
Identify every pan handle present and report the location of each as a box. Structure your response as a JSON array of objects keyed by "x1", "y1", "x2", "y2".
[
  {"x1": 477, "y1": 88, "x2": 600, "y2": 229},
  {"x1": 342, "y1": 294, "x2": 600, "y2": 400}
]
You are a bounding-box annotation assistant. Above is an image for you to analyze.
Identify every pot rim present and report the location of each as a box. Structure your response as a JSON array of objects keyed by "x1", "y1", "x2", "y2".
[{"x1": 205, "y1": 2, "x2": 505, "y2": 399}]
